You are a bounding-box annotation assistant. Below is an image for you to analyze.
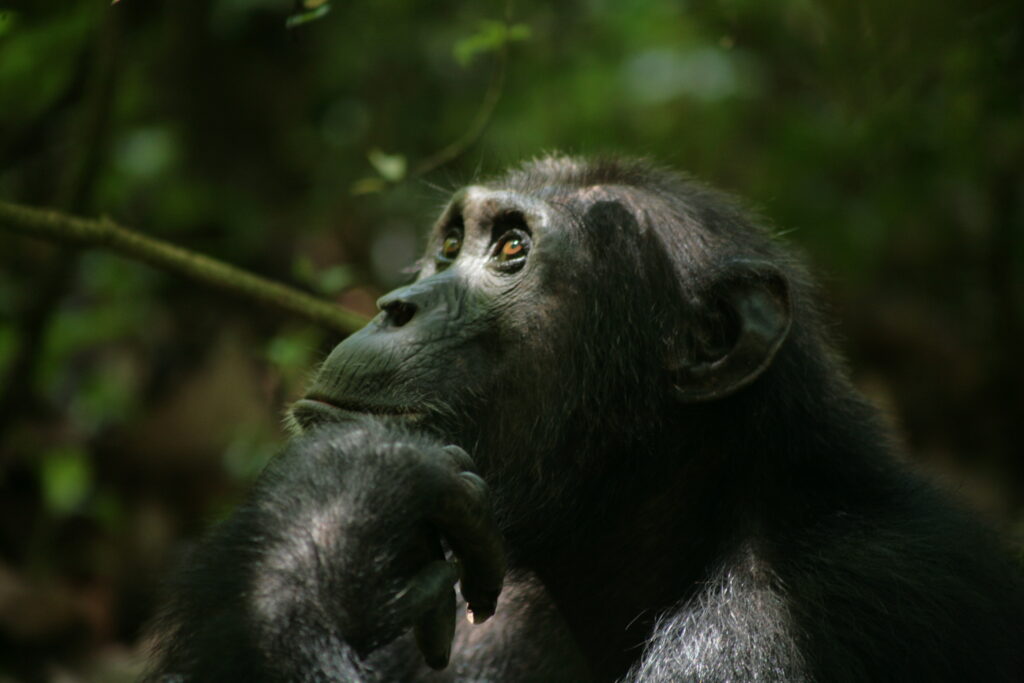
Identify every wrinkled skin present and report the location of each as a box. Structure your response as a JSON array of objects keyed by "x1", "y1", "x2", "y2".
[
  {"x1": 148, "y1": 157, "x2": 1024, "y2": 683},
  {"x1": 294, "y1": 185, "x2": 579, "y2": 451}
]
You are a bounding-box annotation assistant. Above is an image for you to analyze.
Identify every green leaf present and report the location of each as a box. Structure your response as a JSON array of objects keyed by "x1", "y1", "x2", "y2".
[
  {"x1": 293, "y1": 257, "x2": 355, "y2": 295},
  {"x1": 316, "y1": 265, "x2": 355, "y2": 295},
  {"x1": 113, "y1": 127, "x2": 178, "y2": 180},
  {"x1": 453, "y1": 20, "x2": 531, "y2": 67},
  {"x1": 285, "y1": 3, "x2": 330, "y2": 29},
  {"x1": 367, "y1": 148, "x2": 407, "y2": 182},
  {"x1": 40, "y1": 446, "x2": 93, "y2": 516},
  {"x1": 266, "y1": 327, "x2": 323, "y2": 371}
]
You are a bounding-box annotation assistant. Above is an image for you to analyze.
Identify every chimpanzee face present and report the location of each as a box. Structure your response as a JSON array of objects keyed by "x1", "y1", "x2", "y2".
[
  {"x1": 290, "y1": 173, "x2": 790, "y2": 486},
  {"x1": 290, "y1": 185, "x2": 590, "y2": 441}
]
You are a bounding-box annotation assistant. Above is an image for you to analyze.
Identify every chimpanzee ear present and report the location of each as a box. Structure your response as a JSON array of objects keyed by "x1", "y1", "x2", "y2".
[{"x1": 671, "y1": 262, "x2": 791, "y2": 402}]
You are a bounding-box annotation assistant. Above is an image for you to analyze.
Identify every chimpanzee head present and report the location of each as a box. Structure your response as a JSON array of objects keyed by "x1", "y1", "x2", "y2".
[{"x1": 290, "y1": 157, "x2": 801, "y2": 527}]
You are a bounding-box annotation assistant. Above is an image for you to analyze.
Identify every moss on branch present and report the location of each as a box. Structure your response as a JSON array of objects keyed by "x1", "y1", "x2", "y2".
[{"x1": 0, "y1": 200, "x2": 370, "y2": 334}]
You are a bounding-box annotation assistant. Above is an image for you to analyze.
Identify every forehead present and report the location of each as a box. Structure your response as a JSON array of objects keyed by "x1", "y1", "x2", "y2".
[
  {"x1": 440, "y1": 183, "x2": 636, "y2": 230},
  {"x1": 437, "y1": 185, "x2": 556, "y2": 233}
]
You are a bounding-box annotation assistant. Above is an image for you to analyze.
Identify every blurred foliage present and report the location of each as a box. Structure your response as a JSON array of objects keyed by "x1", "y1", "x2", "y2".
[
  {"x1": 454, "y1": 19, "x2": 531, "y2": 66},
  {"x1": 0, "y1": 0, "x2": 1022, "y2": 679},
  {"x1": 39, "y1": 446, "x2": 92, "y2": 517},
  {"x1": 285, "y1": 1, "x2": 331, "y2": 30}
]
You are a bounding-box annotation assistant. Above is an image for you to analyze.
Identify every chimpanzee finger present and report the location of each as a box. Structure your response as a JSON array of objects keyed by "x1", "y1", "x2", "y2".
[
  {"x1": 429, "y1": 470, "x2": 506, "y2": 624},
  {"x1": 413, "y1": 583, "x2": 456, "y2": 670},
  {"x1": 389, "y1": 558, "x2": 458, "y2": 661}
]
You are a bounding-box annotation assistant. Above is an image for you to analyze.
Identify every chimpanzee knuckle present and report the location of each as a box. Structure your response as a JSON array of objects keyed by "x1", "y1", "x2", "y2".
[
  {"x1": 441, "y1": 444, "x2": 476, "y2": 472},
  {"x1": 372, "y1": 438, "x2": 426, "y2": 464},
  {"x1": 429, "y1": 470, "x2": 490, "y2": 525},
  {"x1": 456, "y1": 470, "x2": 490, "y2": 500},
  {"x1": 350, "y1": 439, "x2": 442, "y2": 487}
]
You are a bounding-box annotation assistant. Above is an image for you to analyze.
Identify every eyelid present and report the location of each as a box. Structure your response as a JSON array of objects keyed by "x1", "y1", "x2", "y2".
[{"x1": 488, "y1": 211, "x2": 531, "y2": 244}]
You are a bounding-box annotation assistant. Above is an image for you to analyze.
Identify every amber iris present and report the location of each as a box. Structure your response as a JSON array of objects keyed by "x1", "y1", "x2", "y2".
[
  {"x1": 498, "y1": 236, "x2": 524, "y2": 260},
  {"x1": 441, "y1": 234, "x2": 462, "y2": 259}
]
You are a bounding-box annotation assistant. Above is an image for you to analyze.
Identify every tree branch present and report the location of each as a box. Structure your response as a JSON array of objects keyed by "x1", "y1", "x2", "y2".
[{"x1": 0, "y1": 201, "x2": 370, "y2": 334}]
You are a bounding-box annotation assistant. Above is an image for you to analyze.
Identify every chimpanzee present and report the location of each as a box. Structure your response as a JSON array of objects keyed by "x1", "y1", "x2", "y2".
[{"x1": 146, "y1": 157, "x2": 1024, "y2": 682}]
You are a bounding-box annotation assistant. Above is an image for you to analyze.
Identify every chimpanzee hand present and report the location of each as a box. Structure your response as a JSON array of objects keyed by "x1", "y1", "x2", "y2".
[
  {"x1": 149, "y1": 418, "x2": 506, "y2": 679},
  {"x1": 252, "y1": 419, "x2": 506, "y2": 670}
]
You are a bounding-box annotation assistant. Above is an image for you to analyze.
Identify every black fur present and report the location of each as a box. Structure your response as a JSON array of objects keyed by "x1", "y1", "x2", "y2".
[{"x1": 148, "y1": 157, "x2": 1024, "y2": 682}]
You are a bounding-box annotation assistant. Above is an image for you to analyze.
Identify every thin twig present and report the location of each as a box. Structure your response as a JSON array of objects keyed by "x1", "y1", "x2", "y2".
[
  {"x1": 412, "y1": 44, "x2": 507, "y2": 178},
  {"x1": 0, "y1": 201, "x2": 370, "y2": 334},
  {"x1": 411, "y1": 1, "x2": 516, "y2": 178}
]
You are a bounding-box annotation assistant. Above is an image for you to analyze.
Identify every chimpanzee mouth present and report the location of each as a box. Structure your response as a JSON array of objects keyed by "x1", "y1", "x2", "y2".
[{"x1": 290, "y1": 395, "x2": 424, "y2": 428}]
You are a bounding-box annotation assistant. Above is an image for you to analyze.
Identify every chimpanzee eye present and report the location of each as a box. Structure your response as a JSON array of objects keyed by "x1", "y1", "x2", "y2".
[
  {"x1": 492, "y1": 230, "x2": 530, "y2": 269},
  {"x1": 439, "y1": 231, "x2": 462, "y2": 261}
]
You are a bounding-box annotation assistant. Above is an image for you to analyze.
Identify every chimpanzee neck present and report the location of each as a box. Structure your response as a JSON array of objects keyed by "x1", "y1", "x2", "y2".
[
  {"x1": 523, "y1": 368, "x2": 891, "y2": 678},
  {"x1": 518, "y1": 426, "x2": 751, "y2": 677}
]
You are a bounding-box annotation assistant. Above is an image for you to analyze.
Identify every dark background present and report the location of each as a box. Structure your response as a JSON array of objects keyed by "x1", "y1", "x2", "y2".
[{"x1": 0, "y1": 1, "x2": 1021, "y2": 680}]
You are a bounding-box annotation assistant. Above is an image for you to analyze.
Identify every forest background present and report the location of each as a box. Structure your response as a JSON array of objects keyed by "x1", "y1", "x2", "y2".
[{"x1": 0, "y1": 1, "x2": 1021, "y2": 680}]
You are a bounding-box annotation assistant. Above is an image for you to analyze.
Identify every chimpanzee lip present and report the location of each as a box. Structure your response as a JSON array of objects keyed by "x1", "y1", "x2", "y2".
[{"x1": 291, "y1": 395, "x2": 423, "y2": 427}]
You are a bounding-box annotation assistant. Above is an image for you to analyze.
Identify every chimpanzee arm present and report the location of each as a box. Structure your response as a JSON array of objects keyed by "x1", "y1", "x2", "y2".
[
  {"x1": 145, "y1": 502, "x2": 417, "y2": 681},
  {"x1": 144, "y1": 418, "x2": 505, "y2": 682}
]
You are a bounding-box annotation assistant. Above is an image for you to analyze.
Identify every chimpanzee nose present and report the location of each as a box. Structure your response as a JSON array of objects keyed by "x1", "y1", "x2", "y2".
[
  {"x1": 378, "y1": 297, "x2": 417, "y2": 327},
  {"x1": 376, "y1": 272, "x2": 455, "y2": 328}
]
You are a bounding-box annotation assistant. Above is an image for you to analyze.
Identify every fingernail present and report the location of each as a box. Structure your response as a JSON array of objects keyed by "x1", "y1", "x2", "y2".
[{"x1": 467, "y1": 602, "x2": 495, "y2": 624}]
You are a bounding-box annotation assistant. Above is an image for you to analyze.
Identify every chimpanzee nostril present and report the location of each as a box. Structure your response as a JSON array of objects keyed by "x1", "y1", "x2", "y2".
[{"x1": 381, "y1": 300, "x2": 417, "y2": 327}]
